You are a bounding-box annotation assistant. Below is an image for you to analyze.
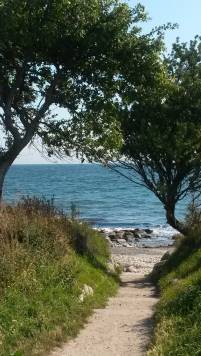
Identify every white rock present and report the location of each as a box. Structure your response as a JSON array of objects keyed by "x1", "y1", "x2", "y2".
[
  {"x1": 125, "y1": 265, "x2": 137, "y2": 273},
  {"x1": 79, "y1": 284, "x2": 94, "y2": 302},
  {"x1": 107, "y1": 262, "x2": 115, "y2": 273},
  {"x1": 116, "y1": 239, "x2": 127, "y2": 244}
]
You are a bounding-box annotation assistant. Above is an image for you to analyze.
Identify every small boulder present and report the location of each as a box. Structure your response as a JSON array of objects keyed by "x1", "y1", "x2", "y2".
[
  {"x1": 107, "y1": 262, "x2": 116, "y2": 274},
  {"x1": 79, "y1": 284, "x2": 94, "y2": 302},
  {"x1": 144, "y1": 229, "x2": 153, "y2": 234},
  {"x1": 115, "y1": 231, "x2": 125, "y2": 239},
  {"x1": 132, "y1": 232, "x2": 141, "y2": 239},
  {"x1": 116, "y1": 238, "x2": 127, "y2": 245},
  {"x1": 124, "y1": 233, "x2": 135, "y2": 241},
  {"x1": 125, "y1": 265, "x2": 137, "y2": 273},
  {"x1": 133, "y1": 229, "x2": 146, "y2": 238},
  {"x1": 109, "y1": 232, "x2": 118, "y2": 241},
  {"x1": 142, "y1": 235, "x2": 152, "y2": 239},
  {"x1": 126, "y1": 237, "x2": 135, "y2": 244},
  {"x1": 123, "y1": 243, "x2": 130, "y2": 248}
]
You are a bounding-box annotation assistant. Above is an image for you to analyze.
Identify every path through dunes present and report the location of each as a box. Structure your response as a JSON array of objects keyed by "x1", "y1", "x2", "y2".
[{"x1": 50, "y1": 271, "x2": 159, "y2": 356}]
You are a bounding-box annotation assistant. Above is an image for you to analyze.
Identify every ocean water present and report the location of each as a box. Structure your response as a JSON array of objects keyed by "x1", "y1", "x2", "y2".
[{"x1": 4, "y1": 164, "x2": 187, "y2": 246}]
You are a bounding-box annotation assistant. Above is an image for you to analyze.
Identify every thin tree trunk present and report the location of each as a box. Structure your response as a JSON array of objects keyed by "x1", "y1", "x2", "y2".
[
  {"x1": 0, "y1": 160, "x2": 13, "y2": 201},
  {"x1": 0, "y1": 140, "x2": 30, "y2": 202},
  {"x1": 165, "y1": 204, "x2": 188, "y2": 235}
]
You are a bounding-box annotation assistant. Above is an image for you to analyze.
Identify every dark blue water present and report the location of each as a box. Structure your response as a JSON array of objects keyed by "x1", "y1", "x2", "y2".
[{"x1": 4, "y1": 164, "x2": 187, "y2": 236}]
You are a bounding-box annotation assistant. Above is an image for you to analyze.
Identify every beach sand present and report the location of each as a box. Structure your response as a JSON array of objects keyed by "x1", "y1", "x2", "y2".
[{"x1": 111, "y1": 246, "x2": 171, "y2": 274}]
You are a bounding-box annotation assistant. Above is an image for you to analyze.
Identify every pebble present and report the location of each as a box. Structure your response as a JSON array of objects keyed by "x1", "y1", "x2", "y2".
[{"x1": 112, "y1": 253, "x2": 164, "y2": 274}]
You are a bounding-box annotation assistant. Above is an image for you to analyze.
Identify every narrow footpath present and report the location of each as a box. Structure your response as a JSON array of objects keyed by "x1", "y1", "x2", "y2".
[{"x1": 50, "y1": 249, "x2": 164, "y2": 356}]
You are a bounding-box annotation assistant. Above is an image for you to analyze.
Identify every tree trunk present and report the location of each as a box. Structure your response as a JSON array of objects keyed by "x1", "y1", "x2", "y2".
[
  {"x1": 0, "y1": 141, "x2": 30, "y2": 202},
  {"x1": 165, "y1": 203, "x2": 188, "y2": 235},
  {"x1": 0, "y1": 160, "x2": 13, "y2": 201}
]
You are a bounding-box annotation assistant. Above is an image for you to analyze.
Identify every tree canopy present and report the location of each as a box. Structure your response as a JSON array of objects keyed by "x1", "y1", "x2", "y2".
[
  {"x1": 0, "y1": 0, "x2": 159, "y2": 197},
  {"x1": 110, "y1": 36, "x2": 201, "y2": 234}
]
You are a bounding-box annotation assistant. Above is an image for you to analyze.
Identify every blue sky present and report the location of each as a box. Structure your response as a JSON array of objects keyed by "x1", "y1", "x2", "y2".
[
  {"x1": 134, "y1": 0, "x2": 201, "y2": 50},
  {"x1": 16, "y1": 0, "x2": 201, "y2": 164}
]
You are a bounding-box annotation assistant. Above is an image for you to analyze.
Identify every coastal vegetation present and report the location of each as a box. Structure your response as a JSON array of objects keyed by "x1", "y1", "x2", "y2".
[
  {"x1": 0, "y1": 197, "x2": 118, "y2": 355},
  {"x1": 108, "y1": 36, "x2": 201, "y2": 236},
  {"x1": 148, "y1": 208, "x2": 201, "y2": 355},
  {"x1": 1, "y1": 0, "x2": 201, "y2": 355}
]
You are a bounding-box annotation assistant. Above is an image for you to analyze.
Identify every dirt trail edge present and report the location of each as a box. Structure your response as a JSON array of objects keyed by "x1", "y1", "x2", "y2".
[{"x1": 50, "y1": 248, "x2": 166, "y2": 356}]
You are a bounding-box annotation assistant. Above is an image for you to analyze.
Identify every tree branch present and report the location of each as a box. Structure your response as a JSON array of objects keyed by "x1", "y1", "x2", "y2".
[
  {"x1": 2, "y1": 61, "x2": 28, "y2": 140},
  {"x1": 22, "y1": 70, "x2": 61, "y2": 145}
]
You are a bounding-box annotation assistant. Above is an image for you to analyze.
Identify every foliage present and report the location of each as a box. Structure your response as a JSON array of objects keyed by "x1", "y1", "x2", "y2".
[
  {"x1": 109, "y1": 36, "x2": 201, "y2": 234},
  {"x1": 70, "y1": 221, "x2": 110, "y2": 261},
  {"x1": 64, "y1": 23, "x2": 170, "y2": 164},
  {"x1": 185, "y1": 200, "x2": 201, "y2": 230},
  {"x1": 0, "y1": 0, "x2": 160, "y2": 197},
  {"x1": 148, "y1": 210, "x2": 201, "y2": 355},
  {"x1": 0, "y1": 198, "x2": 117, "y2": 355}
]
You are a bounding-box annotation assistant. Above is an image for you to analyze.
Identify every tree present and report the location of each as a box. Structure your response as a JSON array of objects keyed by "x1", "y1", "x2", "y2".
[
  {"x1": 109, "y1": 36, "x2": 201, "y2": 235},
  {"x1": 51, "y1": 22, "x2": 169, "y2": 163},
  {"x1": 0, "y1": 0, "x2": 147, "y2": 199}
]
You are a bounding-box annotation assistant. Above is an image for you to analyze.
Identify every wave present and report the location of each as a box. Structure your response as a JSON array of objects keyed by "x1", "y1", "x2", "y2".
[{"x1": 95, "y1": 224, "x2": 177, "y2": 247}]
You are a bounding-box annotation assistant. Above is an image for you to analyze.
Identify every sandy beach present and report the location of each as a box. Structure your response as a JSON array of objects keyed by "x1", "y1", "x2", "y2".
[{"x1": 111, "y1": 246, "x2": 172, "y2": 274}]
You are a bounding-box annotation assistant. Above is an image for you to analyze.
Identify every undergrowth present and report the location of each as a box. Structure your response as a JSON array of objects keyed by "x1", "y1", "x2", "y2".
[
  {"x1": 148, "y1": 206, "x2": 201, "y2": 355},
  {"x1": 0, "y1": 197, "x2": 118, "y2": 356}
]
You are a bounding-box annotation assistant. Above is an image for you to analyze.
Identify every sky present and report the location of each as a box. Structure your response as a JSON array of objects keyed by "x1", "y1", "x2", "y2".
[{"x1": 15, "y1": 0, "x2": 201, "y2": 164}]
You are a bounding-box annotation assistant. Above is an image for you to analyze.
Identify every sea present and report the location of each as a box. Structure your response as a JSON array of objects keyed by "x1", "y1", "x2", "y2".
[{"x1": 4, "y1": 164, "x2": 188, "y2": 247}]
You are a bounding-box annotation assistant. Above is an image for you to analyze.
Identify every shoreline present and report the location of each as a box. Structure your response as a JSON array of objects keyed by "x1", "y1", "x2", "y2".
[{"x1": 97, "y1": 226, "x2": 175, "y2": 249}]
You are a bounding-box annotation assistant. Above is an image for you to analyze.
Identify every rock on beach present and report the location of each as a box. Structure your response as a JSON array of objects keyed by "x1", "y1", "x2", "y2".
[
  {"x1": 99, "y1": 228, "x2": 154, "y2": 248},
  {"x1": 111, "y1": 249, "x2": 169, "y2": 275}
]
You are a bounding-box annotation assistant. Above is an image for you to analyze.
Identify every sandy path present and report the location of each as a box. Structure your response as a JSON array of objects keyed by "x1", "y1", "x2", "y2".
[{"x1": 50, "y1": 247, "x2": 166, "y2": 356}]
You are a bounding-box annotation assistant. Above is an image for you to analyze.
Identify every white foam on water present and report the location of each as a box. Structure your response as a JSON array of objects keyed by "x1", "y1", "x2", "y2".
[
  {"x1": 95, "y1": 224, "x2": 178, "y2": 247},
  {"x1": 138, "y1": 225, "x2": 177, "y2": 247}
]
